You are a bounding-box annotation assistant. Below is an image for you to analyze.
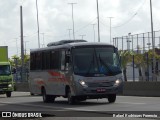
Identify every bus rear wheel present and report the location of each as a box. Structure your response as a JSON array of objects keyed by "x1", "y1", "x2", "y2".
[
  {"x1": 42, "y1": 88, "x2": 55, "y2": 103},
  {"x1": 108, "y1": 94, "x2": 116, "y2": 103},
  {"x1": 67, "y1": 89, "x2": 75, "y2": 105}
]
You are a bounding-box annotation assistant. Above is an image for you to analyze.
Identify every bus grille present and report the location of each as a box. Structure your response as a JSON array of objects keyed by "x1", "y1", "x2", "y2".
[
  {"x1": 0, "y1": 84, "x2": 8, "y2": 89},
  {"x1": 87, "y1": 81, "x2": 114, "y2": 87}
]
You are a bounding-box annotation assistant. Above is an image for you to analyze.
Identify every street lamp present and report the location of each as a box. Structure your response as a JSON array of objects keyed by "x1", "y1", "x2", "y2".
[
  {"x1": 79, "y1": 35, "x2": 86, "y2": 40},
  {"x1": 40, "y1": 33, "x2": 45, "y2": 47},
  {"x1": 67, "y1": 29, "x2": 72, "y2": 40},
  {"x1": 96, "y1": 0, "x2": 100, "y2": 42},
  {"x1": 24, "y1": 41, "x2": 29, "y2": 55},
  {"x1": 91, "y1": 24, "x2": 96, "y2": 42},
  {"x1": 127, "y1": 33, "x2": 131, "y2": 51},
  {"x1": 36, "y1": 0, "x2": 40, "y2": 48},
  {"x1": 68, "y1": 3, "x2": 77, "y2": 40},
  {"x1": 108, "y1": 17, "x2": 114, "y2": 44},
  {"x1": 150, "y1": 0, "x2": 156, "y2": 80}
]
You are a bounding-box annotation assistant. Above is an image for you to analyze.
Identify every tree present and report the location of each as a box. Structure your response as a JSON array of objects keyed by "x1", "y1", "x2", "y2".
[
  {"x1": 119, "y1": 50, "x2": 132, "y2": 81},
  {"x1": 9, "y1": 54, "x2": 30, "y2": 68},
  {"x1": 134, "y1": 53, "x2": 146, "y2": 80}
]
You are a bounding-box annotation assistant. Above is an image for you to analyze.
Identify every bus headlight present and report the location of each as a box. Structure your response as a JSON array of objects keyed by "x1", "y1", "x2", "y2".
[
  {"x1": 79, "y1": 80, "x2": 88, "y2": 87},
  {"x1": 8, "y1": 84, "x2": 12, "y2": 88},
  {"x1": 114, "y1": 79, "x2": 121, "y2": 86}
]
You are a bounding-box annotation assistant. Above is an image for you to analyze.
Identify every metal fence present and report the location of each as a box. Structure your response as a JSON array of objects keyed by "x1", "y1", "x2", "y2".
[
  {"x1": 113, "y1": 30, "x2": 160, "y2": 82},
  {"x1": 113, "y1": 30, "x2": 160, "y2": 52}
]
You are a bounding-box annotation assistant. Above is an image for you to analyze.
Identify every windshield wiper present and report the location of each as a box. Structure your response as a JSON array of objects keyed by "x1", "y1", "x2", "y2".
[
  {"x1": 85, "y1": 54, "x2": 94, "y2": 76},
  {"x1": 98, "y1": 54, "x2": 113, "y2": 75}
]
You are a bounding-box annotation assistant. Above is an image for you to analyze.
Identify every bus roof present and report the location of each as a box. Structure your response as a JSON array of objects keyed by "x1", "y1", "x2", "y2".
[{"x1": 30, "y1": 42, "x2": 114, "y2": 53}]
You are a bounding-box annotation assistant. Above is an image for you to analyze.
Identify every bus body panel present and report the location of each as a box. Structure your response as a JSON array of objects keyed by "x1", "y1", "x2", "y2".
[
  {"x1": 29, "y1": 70, "x2": 122, "y2": 97},
  {"x1": 29, "y1": 42, "x2": 123, "y2": 101}
]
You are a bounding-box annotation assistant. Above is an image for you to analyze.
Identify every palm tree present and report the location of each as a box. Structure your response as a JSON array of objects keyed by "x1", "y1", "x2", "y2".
[
  {"x1": 134, "y1": 53, "x2": 146, "y2": 80},
  {"x1": 119, "y1": 50, "x2": 132, "y2": 81}
]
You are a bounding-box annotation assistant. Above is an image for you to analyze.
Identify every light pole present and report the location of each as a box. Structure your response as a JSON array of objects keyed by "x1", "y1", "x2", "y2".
[
  {"x1": 79, "y1": 35, "x2": 86, "y2": 40},
  {"x1": 36, "y1": 0, "x2": 40, "y2": 48},
  {"x1": 40, "y1": 33, "x2": 45, "y2": 47},
  {"x1": 127, "y1": 33, "x2": 131, "y2": 51},
  {"x1": 150, "y1": 0, "x2": 156, "y2": 80},
  {"x1": 108, "y1": 17, "x2": 114, "y2": 44},
  {"x1": 14, "y1": 38, "x2": 19, "y2": 56},
  {"x1": 24, "y1": 41, "x2": 29, "y2": 55},
  {"x1": 67, "y1": 29, "x2": 72, "y2": 40},
  {"x1": 92, "y1": 24, "x2": 96, "y2": 42},
  {"x1": 68, "y1": 3, "x2": 77, "y2": 40},
  {"x1": 96, "y1": 0, "x2": 100, "y2": 42},
  {"x1": 20, "y1": 5, "x2": 25, "y2": 82}
]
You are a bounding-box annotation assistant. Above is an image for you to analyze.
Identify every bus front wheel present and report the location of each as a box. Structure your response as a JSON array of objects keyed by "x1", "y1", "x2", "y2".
[
  {"x1": 108, "y1": 94, "x2": 116, "y2": 103},
  {"x1": 67, "y1": 89, "x2": 75, "y2": 105}
]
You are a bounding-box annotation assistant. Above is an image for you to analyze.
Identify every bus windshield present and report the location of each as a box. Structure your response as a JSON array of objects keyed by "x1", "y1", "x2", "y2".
[
  {"x1": 72, "y1": 46, "x2": 122, "y2": 77},
  {"x1": 0, "y1": 65, "x2": 11, "y2": 75}
]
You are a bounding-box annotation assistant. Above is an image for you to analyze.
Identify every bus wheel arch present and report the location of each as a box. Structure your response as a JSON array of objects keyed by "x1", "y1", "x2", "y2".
[{"x1": 41, "y1": 86, "x2": 55, "y2": 103}]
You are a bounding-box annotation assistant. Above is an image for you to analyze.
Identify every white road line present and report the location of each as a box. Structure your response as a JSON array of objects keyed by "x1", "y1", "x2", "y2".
[
  {"x1": 0, "y1": 101, "x2": 12, "y2": 104},
  {"x1": 118, "y1": 102, "x2": 146, "y2": 104},
  {"x1": 65, "y1": 108, "x2": 97, "y2": 111}
]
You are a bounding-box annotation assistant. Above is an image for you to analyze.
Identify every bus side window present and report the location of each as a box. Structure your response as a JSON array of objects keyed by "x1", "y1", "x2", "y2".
[{"x1": 50, "y1": 51, "x2": 61, "y2": 70}]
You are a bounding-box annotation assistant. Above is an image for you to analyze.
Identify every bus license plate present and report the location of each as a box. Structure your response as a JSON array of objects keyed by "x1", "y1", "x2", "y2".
[{"x1": 96, "y1": 88, "x2": 106, "y2": 92}]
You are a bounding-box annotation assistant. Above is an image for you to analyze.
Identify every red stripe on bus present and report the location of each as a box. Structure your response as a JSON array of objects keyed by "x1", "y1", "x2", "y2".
[
  {"x1": 36, "y1": 81, "x2": 45, "y2": 85},
  {"x1": 48, "y1": 71, "x2": 64, "y2": 78}
]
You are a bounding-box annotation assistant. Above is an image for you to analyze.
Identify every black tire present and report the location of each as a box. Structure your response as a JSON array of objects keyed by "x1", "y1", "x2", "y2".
[
  {"x1": 42, "y1": 88, "x2": 55, "y2": 103},
  {"x1": 67, "y1": 89, "x2": 75, "y2": 105},
  {"x1": 108, "y1": 94, "x2": 116, "y2": 103},
  {"x1": 30, "y1": 93, "x2": 34, "y2": 96},
  {"x1": 6, "y1": 92, "x2": 11, "y2": 97}
]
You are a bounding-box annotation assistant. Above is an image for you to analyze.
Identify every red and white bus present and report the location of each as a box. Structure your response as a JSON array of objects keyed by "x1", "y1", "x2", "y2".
[{"x1": 29, "y1": 40, "x2": 123, "y2": 104}]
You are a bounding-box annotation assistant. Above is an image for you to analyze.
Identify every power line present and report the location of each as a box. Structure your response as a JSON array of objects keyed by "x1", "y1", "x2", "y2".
[
  {"x1": 112, "y1": 0, "x2": 147, "y2": 28},
  {"x1": 74, "y1": 18, "x2": 97, "y2": 33}
]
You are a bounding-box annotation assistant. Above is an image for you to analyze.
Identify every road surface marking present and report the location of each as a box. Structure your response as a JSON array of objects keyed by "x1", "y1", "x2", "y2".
[{"x1": 118, "y1": 102, "x2": 146, "y2": 104}]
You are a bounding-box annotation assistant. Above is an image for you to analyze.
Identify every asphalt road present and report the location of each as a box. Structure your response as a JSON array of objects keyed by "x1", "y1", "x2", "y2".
[{"x1": 0, "y1": 92, "x2": 160, "y2": 120}]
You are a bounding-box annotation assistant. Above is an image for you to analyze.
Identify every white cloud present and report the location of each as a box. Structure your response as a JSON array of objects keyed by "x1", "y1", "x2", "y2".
[{"x1": 0, "y1": 0, "x2": 160, "y2": 57}]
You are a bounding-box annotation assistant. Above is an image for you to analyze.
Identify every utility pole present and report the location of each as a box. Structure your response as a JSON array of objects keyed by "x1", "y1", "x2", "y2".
[
  {"x1": 24, "y1": 41, "x2": 29, "y2": 55},
  {"x1": 96, "y1": 0, "x2": 100, "y2": 42},
  {"x1": 36, "y1": 0, "x2": 40, "y2": 48},
  {"x1": 40, "y1": 33, "x2": 45, "y2": 47},
  {"x1": 91, "y1": 24, "x2": 96, "y2": 42},
  {"x1": 67, "y1": 29, "x2": 72, "y2": 40},
  {"x1": 79, "y1": 35, "x2": 86, "y2": 40},
  {"x1": 15, "y1": 38, "x2": 19, "y2": 56},
  {"x1": 20, "y1": 6, "x2": 25, "y2": 82},
  {"x1": 108, "y1": 17, "x2": 114, "y2": 44},
  {"x1": 150, "y1": 0, "x2": 156, "y2": 80},
  {"x1": 68, "y1": 3, "x2": 77, "y2": 40}
]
